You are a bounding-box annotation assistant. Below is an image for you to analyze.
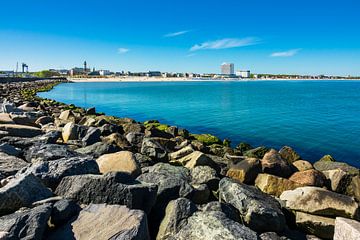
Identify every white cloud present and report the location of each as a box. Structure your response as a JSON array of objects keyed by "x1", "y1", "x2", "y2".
[
  {"x1": 186, "y1": 53, "x2": 196, "y2": 57},
  {"x1": 164, "y1": 30, "x2": 190, "y2": 38},
  {"x1": 190, "y1": 37, "x2": 260, "y2": 51},
  {"x1": 118, "y1": 48, "x2": 130, "y2": 54},
  {"x1": 270, "y1": 49, "x2": 301, "y2": 57}
]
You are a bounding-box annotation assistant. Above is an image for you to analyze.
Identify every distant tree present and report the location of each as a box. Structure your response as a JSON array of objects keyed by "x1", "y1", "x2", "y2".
[{"x1": 33, "y1": 70, "x2": 60, "y2": 78}]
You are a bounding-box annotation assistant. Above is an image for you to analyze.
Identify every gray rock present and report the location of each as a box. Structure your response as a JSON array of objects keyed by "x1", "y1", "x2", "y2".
[
  {"x1": 0, "y1": 143, "x2": 21, "y2": 157},
  {"x1": 24, "y1": 144, "x2": 78, "y2": 163},
  {"x1": 170, "y1": 210, "x2": 258, "y2": 240},
  {"x1": 51, "y1": 199, "x2": 81, "y2": 227},
  {"x1": 75, "y1": 141, "x2": 120, "y2": 158},
  {"x1": 48, "y1": 204, "x2": 150, "y2": 240},
  {"x1": 86, "y1": 107, "x2": 96, "y2": 115},
  {"x1": 35, "y1": 116, "x2": 53, "y2": 126},
  {"x1": 314, "y1": 160, "x2": 359, "y2": 176},
  {"x1": 141, "y1": 137, "x2": 168, "y2": 161},
  {"x1": 19, "y1": 156, "x2": 99, "y2": 189},
  {"x1": 190, "y1": 166, "x2": 220, "y2": 191},
  {"x1": 201, "y1": 201, "x2": 241, "y2": 223},
  {"x1": 334, "y1": 217, "x2": 360, "y2": 240},
  {"x1": 82, "y1": 127, "x2": 101, "y2": 147},
  {"x1": 0, "y1": 131, "x2": 61, "y2": 149},
  {"x1": 157, "y1": 198, "x2": 197, "y2": 240},
  {"x1": 134, "y1": 153, "x2": 156, "y2": 168},
  {"x1": 0, "y1": 173, "x2": 53, "y2": 215},
  {"x1": 0, "y1": 124, "x2": 42, "y2": 138},
  {"x1": 55, "y1": 172, "x2": 157, "y2": 214},
  {"x1": 0, "y1": 152, "x2": 29, "y2": 179},
  {"x1": 295, "y1": 212, "x2": 335, "y2": 239},
  {"x1": 99, "y1": 123, "x2": 121, "y2": 136},
  {"x1": 219, "y1": 177, "x2": 286, "y2": 233},
  {"x1": 0, "y1": 203, "x2": 52, "y2": 240}
]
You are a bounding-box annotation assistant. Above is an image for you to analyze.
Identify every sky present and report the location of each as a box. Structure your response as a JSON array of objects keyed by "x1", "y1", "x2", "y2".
[{"x1": 0, "y1": 0, "x2": 360, "y2": 75}]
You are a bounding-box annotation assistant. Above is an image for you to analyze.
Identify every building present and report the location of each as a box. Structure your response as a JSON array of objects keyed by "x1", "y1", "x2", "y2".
[
  {"x1": 236, "y1": 70, "x2": 251, "y2": 78},
  {"x1": 221, "y1": 63, "x2": 234, "y2": 75},
  {"x1": 99, "y1": 70, "x2": 111, "y2": 76},
  {"x1": 146, "y1": 71, "x2": 162, "y2": 77},
  {"x1": 49, "y1": 69, "x2": 69, "y2": 75}
]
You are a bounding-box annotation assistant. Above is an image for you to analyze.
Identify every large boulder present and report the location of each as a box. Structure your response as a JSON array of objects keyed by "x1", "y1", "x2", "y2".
[
  {"x1": 219, "y1": 178, "x2": 286, "y2": 233},
  {"x1": 243, "y1": 146, "x2": 269, "y2": 159},
  {"x1": 141, "y1": 137, "x2": 168, "y2": 161},
  {"x1": 255, "y1": 173, "x2": 302, "y2": 197},
  {"x1": 19, "y1": 156, "x2": 99, "y2": 189},
  {"x1": 102, "y1": 133, "x2": 132, "y2": 150},
  {"x1": 322, "y1": 168, "x2": 353, "y2": 193},
  {"x1": 48, "y1": 204, "x2": 150, "y2": 240},
  {"x1": 0, "y1": 203, "x2": 52, "y2": 240},
  {"x1": 157, "y1": 198, "x2": 197, "y2": 240},
  {"x1": 279, "y1": 146, "x2": 301, "y2": 163},
  {"x1": 0, "y1": 124, "x2": 42, "y2": 137},
  {"x1": 190, "y1": 166, "x2": 219, "y2": 191},
  {"x1": 55, "y1": 172, "x2": 157, "y2": 214},
  {"x1": 0, "y1": 131, "x2": 61, "y2": 149},
  {"x1": 51, "y1": 199, "x2": 81, "y2": 227},
  {"x1": 0, "y1": 142, "x2": 21, "y2": 157},
  {"x1": 0, "y1": 173, "x2": 53, "y2": 215},
  {"x1": 334, "y1": 217, "x2": 360, "y2": 240},
  {"x1": 170, "y1": 210, "x2": 258, "y2": 240},
  {"x1": 280, "y1": 186, "x2": 360, "y2": 219},
  {"x1": 313, "y1": 159, "x2": 359, "y2": 176},
  {"x1": 296, "y1": 212, "x2": 335, "y2": 239},
  {"x1": 261, "y1": 149, "x2": 293, "y2": 178},
  {"x1": 82, "y1": 127, "x2": 101, "y2": 146},
  {"x1": 168, "y1": 145, "x2": 194, "y2": 161},
  {"x1": 172, "y1": 151, "x2": 219, "y2": 171},
  {"x1": 226, "y1": 157, "x2": 261, "y2": 184},
  {"x1": 289, "y1": 169, "x2": 326, "y2": 187},
  {"x1": 96, "y1": 151, "x2": 141, "y2": 177},
  {"x1": 292, "y1": 160, "x2": 313, "y2": 171},
  {"x1": 347, "y1": 176, "x2": 360, "y2": 202},
  {"x1": 24, "y1": 143, "x2": 78, "y2": 162},
  {"x1": 0, "y1": 152, "x2": 29, "y2": 179},
  {"x1": 126, "y1": 132, "x2": 145, "y2": 149},
  {"x1": 62, "y1": 122, "x2": 80, "y2": 143},
  {"x1": 75, "y1": 142, "x2": 120, "y2": 158}
]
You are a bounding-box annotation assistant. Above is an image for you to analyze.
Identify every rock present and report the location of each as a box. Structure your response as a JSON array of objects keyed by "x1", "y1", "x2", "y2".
[
  {"x1": 0, "y1": 152, "x2": 29, "y2": 179},
  {"x1": 10, "y1": 113, "x2": 38, "y2": 127},
  {"x1": 82, "y1": 127, "x2": 101, "y2": 146},
  {"x1": 347, "y1": 176, "x2": 360, "y2": 202},
  {"x1": 145, "y1": 126, "x2": 173, "y2": 139},
  {"x1": 96, "y1": 151, "x2": 141, "y2": 177},
  {"x1": 20, "y1": 155, "x2": 99, "y2": 189},
  {"x1": 279, "y1": 146, "x2": 301, "y2": 163},
  {"x1": 0, "y1": 131, "x2": 61, "y2": 149},
  {"x1": 123, "y1": 122, "x2": 145, "y2": 134},
  {"x1": 35, "y1": 116, "x2": 53, "y2": 126},
  {"x1": 86, "y1": 107, "x2": 96, "y2": 115},
  {"x1": 289, "y1": 169, "x2": 326, "y2": 187},
  {"x1": 171, "y1": 210, "x2": 258, "y2": 240},
  {"x1": 135, "y1": 153, "x2": 156, "y2": 168},
  {"x1": 0, "y1": 124, "x2": 42, "y2": 137},
  {"x1": 190, "y1": 166, "x2": 219, "y2": 191},
  {"x1": 314, "y1": 159, "x2": 359, "y2": 176},
  {"x1": 59, "y1": 110, "x2": 75, "y2": 122},
  {"x1": 255, "y1": 173, "x2": 302, "y2": 197},
  {"x1": 1, "y1": 102, "x2": 21, "y2": 114},
  {"x1": 55, "y1": 172, "x2": 157, "y2": 214},
  {"x1": 319, "y1": 154, "x2": 336, "y2": 162},
  {"x1": 292, "y1": 160, "x2": 313, "y2": 171},
  {"x1": 323, "y1": 169, "x2": 353, "y2": 193},
  {"x1": 334, "y1": 217, "x2": 360, "y2": 240},
  {"x1": 243, "y1": 146, "x2": 269, "y2": 159},
  {"x1": 226, "y1": 157, "x2": 261, "y2": 184},
  {"x1": 0, "y1": 143, "x2": 21, "y2": 156},
  {"x1": 62, "y1": 122, "x2": 80, "y2": 143},
  {"x1": 51, "y1": 199, "x2": 81, "y2": 227},
  {"x1": 33, "y1": 130, "x2": 61, "y2": 144},
  {"x1": 168, "y1": 145, "x2": 194, "y2": 161},
  {"x1": 103, "y1": 133, "x2": 131, "y2": 150},
  {"x1": 141, "y1": 137, "x2": 168, "y2": 161},
  {"x1": 0, "y1": 173, "x2": 53, "y2": 215},
  {"x1": 296, "y1": 212, "x2": 335, "y2": 239},
  {"x1": 190, "y1": 184, "x2": 210, "y2": 204},
  {"x1": 235, "y1": 142, "x2": 252, "y2": 155},
  {"x1": 0, "y1": 113, "x2": 15, "y2": 124},
  {"x1": 219, "y1": 178, "x2": 286, "y2": 232},
  {"x1": 25, "y1": 143, "x2": 78, "y2": 162},
  {"x1": 201, "y1": 201, "x2": 241, "y2": 223},
  {"x1": 126, "y1": 132, "x2": 144, "y2": 148},
  {"x1": 48, "y1": 204, "x2": 150, "y2": 240},
  {"x1": 173, "y1": 151, "x2": 219, "y2": 171},
  {"x1": 75, "y1": 141, "x2": 120, "y2": 158},
  {"x1": 0, "y1": 203, "x2": 52, "y2": 240},
  {"x1": 157, "y1": 198, "x2": 197, "y2": 240},
  {"x1": 261, "y1": 149, "x2": 293, "y2": 178},
  {"x1": 207, "y1": 144, "x2": 234, "y2": 157},
  {"x1": 99, "y1": 123, "x2": 121, "y2": 136},
  {"x1": 280, "y1": 186, "x2": 360, "y2": 219}
]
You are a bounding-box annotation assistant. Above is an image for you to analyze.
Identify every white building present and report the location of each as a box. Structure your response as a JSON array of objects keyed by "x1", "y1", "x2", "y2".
[
  {"x1": 221, "y1": 63, "x2": 234, "y2": 75},
  {"x1": 99, "y1": 70, "x2": 111, "y2": 76},
  {"x1": 236, "y1": 70, "x2": 251, "y2": 78}
]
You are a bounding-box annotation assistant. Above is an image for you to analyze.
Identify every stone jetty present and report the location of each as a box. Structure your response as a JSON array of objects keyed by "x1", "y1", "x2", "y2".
[{"x1": 0, "y1": 79, "x2": 359, "y2": 239}]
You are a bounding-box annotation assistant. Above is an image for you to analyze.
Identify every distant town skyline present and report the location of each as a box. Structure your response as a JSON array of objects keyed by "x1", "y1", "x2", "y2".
[{"x1": 1, "y1": 0, "x2": 360, "y2": 76}]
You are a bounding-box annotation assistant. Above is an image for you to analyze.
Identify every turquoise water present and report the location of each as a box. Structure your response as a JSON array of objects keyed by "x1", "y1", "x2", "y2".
[{"x1": 39, "y1": 80, "x2": 360, "y2": 168}]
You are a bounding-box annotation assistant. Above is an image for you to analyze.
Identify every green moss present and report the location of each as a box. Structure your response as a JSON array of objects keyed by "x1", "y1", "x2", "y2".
[
  {"x1": 191, "y1": 133, "x2": 222, "y2": 146},
  {"x1": 319, "y1": 155, "x2": 336, "y2": 162},
  {"x1": 144, "y1": 122, "x2": 169, "y2": 131}
]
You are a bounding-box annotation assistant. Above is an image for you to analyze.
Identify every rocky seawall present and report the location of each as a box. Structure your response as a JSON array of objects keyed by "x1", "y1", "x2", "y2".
[{"x1": 0, "y1": 79, "x2": 359, "y2": 240}]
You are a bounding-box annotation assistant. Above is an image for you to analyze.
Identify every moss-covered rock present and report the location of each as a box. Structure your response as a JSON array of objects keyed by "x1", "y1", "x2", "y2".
[
  {"x1": 191, "y1": 134, "x2": 222, "y2": 146},
  {"x1": 319, "y1": 155, "x2": 336, "y2": 162}
]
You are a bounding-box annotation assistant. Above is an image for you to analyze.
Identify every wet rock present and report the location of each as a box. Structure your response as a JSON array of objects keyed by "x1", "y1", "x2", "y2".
[
  {"x1": 226, "y1": 157, "x2": 261, "y2": 184},
  {"x1": 261, "y1": 149, "x2": 293, "y2": 178},
  {"x1": 243, "y1": 146, "x2": 269, "y2": 159},
  {"x1": 0, "y1": 203, "x2": 52, "y2": 240},
  {"x1": 334, "y1": 217, "x2": 360, "y2": 240},
  {"x1": 75, "y1": 141, "x2": 120, "y2": 158},
  {"x1": 323, "y1": 168, "x2": 353, "y2": 193},
  {"x1": 191, "y1": 166, "x2": 219, "y2": 191},
  {"x1": 280, "y1": 186, "x2": 360, "y2": 219},
  {"x1": 296, "y1": 212, "x2": 335, "y2": 239},
  {"x1": 82, "y1": 127, "x2": 101, "y2": 147},
  {"x1": 0, "y1": 124, "x2": 42, "y2": 137},
  {"x1": 279, "y1": 146, "x2": 301, "y2": 163},
  {"x1": 292, "y1": 160, "x2": 314, "y2": 171},
  {"x1": 51, "y1": 199, "x2": 81, "y2": 227},
  {"x1": 289, "y1": 169, "x2": 326, "y2": 187},
  {"x1": 157, "y1": 198, "x2": 197, "y2": 240},
  {"x1": 219, "y1": 177, "x2": 286, "y2": 233},
  {"x1": 48, "y1": 204, "x2": 150, "y2": 240},
  {"x1": 170, "y1": 210, "x2": 258, "y2": 240},
  {"x1": 141, "y1": 137, "x2": 168, "y2": 161},
  {"x1": 0, "y1": 173, "x2": 53, "y2": 215},
  {"x1": 96, "y1": 151, "x2": 141, "y2": 177},
  {"x1": 20, "y1": 156, "x2": 99, "y2": 189},
  {"x1": 0, "y1": 152, "x2": 29, "y2": 179},
  {"x1": 55, "y1": 172, "x2": 157, "y2": 213},
  {"x1": 255, "y1": 173, "x2": 302, "y2": 197},
  {"x1": 25, "y1": 143, "x2": 77, "y2": 163}
]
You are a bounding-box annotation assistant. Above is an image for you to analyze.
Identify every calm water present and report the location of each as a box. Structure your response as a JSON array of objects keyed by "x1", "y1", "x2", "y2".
[{"x1": 39, "y1": 80, "x2": 360, "y2": 167}]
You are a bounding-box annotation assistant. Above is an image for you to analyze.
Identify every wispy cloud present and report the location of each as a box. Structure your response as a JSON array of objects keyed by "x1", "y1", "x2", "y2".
[
  {"x1": 118, "y1": 48, "x2": 130, "y2": 54},
  {"x1": 186, "y1": 53, "x2": 196, "y2": 57},
  {"x1": 190, "y1": 37, "x2": 260, "y2": 51},
  {"x1": 270, "y1": 49, "x2": 301, "y2": 57},
  {"x1": 164, "y1": 30, "x2": 190, "y2": 38}
]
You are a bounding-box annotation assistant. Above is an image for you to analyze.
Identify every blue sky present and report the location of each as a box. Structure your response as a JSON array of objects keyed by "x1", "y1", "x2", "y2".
[{"x1": 1, "y1": 0, "x2": 360, "y2": 75}]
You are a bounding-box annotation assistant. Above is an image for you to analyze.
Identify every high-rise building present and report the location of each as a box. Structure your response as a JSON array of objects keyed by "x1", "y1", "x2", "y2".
[{"x1": 221, "y1": 63, "x2": 234, "y2": 75}]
